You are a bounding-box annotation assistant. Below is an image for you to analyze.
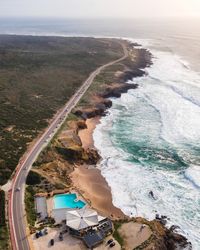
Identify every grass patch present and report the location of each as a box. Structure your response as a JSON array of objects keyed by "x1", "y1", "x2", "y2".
[{"x1": 113, "y1": 221, "x2": 124, "y2": 247}]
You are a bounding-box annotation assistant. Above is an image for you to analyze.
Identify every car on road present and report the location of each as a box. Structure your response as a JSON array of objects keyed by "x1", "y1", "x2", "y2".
[{"x1": 16, "y1": 187, "x2": 21, "y2": 191}]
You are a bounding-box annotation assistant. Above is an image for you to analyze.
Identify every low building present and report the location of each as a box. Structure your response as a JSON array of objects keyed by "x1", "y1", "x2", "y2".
[{"x1": 66, "y1": 208, "x2": 113, "y2": 249}]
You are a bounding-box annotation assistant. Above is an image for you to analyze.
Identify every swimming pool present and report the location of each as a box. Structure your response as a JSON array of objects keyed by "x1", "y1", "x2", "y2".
[{"x1": 54, "y1": 193, "x2": 86, "y2": 209}]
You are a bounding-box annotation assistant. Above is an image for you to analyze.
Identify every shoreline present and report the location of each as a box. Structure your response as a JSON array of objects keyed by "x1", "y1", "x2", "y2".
[
  {"x1": 69, "y1": 40, "x2": 191, "y2": 248},
  {"x1": 71, "y1": 165, "x2": 126, "y2": 220},
  {"x1": 71, "y1": 42, "x2": 152, "y2": 220},
  {"x1": 77, "y1": 117, "x2": 126, "y2": 219},
  {"x1": 78, "y1": 117, "x2": 100, "y2": 150},
  {"x1": 30, "y1": 38, "x2": 191, "y2": 249}
]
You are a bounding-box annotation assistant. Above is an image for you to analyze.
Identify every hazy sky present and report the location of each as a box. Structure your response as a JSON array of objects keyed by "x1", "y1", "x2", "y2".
[{"x1": 0, "y1": 0, "x2": 200, "y2": 19}]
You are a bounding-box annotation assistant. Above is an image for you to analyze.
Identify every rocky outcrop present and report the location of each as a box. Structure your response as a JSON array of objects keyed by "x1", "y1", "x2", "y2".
[
  {"x1": 55, "y1": 143, "x2": 100, "y2": 165},
  {"x1": 163, "y1": 230, "x2": 192, "y2": 250},
  {"x1": 101, "y1": 83, "x2": 138, "y2": 98},
  {"x1": 74, "y1": 83, "x2": 138, "y2": 120},
  {"x1": 119, "y1": 69, "x2": 145, "y2": 83},
  {"x1": 134, "y1": 217, "x2": 191, "y2": 250},
  {"x1": 54, "y1": 121, "x2": 100, "y2": 165}
]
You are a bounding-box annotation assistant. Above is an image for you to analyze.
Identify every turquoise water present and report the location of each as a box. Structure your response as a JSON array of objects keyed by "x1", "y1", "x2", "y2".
[{"x1": 54, "y1": 193, "x2": 86, "y2": 209}]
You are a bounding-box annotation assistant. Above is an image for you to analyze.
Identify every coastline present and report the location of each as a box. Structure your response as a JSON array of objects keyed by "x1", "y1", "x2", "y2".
[
  {"x1": 76, "y1": 117, "x2": 126, "y2": 219},
  {"x1": 70, "y1": 41, "x2": 152, "y2": 220},
  {"x1": 71, "y1": 165, "x2": 126, "y2": 220},
  {"x1": 31, "y1": 38, "x2": 191, "y2": 249},
  {"x1": 69, "y1": 41, "x2": 191, "y2": 249},
  {"x1": 78, "y1": 117, "x2": 100, "y2": 150}
]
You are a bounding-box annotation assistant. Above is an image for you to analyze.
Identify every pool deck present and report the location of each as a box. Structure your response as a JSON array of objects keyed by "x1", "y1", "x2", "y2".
[{"x1": 47, "y1": 191, "x2": 88, "y2": 219}]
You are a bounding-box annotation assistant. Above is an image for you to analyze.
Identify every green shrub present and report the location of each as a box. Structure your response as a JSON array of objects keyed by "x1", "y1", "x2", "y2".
[
  {"x1": 25, "y1": 186, "x2": 36, "y2": 228},
  {"x1": 26, "y1": 171, "x2": 41, "y2": 185},
  {"x1": 0, "y1": 190, "x2": 9, "y2": 249},
  {"x1": 113, "y1": 221, "x2": 124, "y2": 247},
  {"x1": 0, "y1": 190, "x2": 5, "y2": 226}
]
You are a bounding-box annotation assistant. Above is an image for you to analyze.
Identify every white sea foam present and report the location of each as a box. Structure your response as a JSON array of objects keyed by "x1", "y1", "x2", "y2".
[
  {"x1": 132, "y1": 49, "x2": 200, "y2": 146},
  {"x1": 93, "y1": 40, "x2": 200, "y2": 249},
  {"x1": 185, "y1": 165, "x2": 200, "y2": 189}
]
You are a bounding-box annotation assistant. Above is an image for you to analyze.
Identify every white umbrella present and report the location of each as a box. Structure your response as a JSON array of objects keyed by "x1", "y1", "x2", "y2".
[{"x1": 66, "y1": 208, "x2": 99, "y2": 230}]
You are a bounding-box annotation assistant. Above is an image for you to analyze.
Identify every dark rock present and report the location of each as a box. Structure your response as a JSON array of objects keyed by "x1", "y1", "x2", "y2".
[
  {"x1": 155, "y1": 214, "x2": 160, "y2": 220},
  {"x1": 77, "y1": 120, "x2": 87, "y2": 130},
  {"x1": 95, "y1": 103, "x2": 106, "y2": 112},
  {"x1": 169, "y1": 225, "x2": 180, "y2": 232},
  {"x1": 86, "y1": 148, "x2": 101, "y2": 165},
  {"x1": 101, "y1": 83, "x2": 138, "y2": 99},
  {"x1": 165, "y1": 232, "x2": 191, "y2": 249},
  {"x1": 119, "y1": 69, "x2": 145, "y2": 82},
  {"x1": 74, "y1": 110, "x2": 83, "y2": 117},
  {"x1": 103, "y1": 99, "x2": 112, "y2": 108}
]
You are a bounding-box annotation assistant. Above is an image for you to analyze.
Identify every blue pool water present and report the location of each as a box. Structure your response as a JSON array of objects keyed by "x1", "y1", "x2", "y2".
[{"x1": 54, "y1": 193, "x2": 86, "y2": 209}]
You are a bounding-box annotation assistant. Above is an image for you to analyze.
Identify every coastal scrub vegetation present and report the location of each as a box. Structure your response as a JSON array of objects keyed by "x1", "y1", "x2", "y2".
[
  {"x1": 0, "y1": 35, "x2": 123, "y2": 185},
  {"x1": 0, "y1": 190, "x2": 9, "y2": 250},
  {"x1": 113, "y1": 221, "x2": 125, "y2": 248},
  {"x1": 25, "y1": 185, "x2": 37, "y2": 229},
  {"x1": 26, "y1": 170, "x2": 42, "y2": 185}
]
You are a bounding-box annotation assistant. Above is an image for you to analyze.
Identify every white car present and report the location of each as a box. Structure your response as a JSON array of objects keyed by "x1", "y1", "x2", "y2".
[{"x1": 16, "y1": 187, "x2": 21, "y2": 191}]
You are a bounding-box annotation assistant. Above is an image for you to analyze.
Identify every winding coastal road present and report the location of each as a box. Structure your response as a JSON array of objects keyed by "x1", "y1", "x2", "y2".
[{"x1": 8, "y1": 41, "x2": 128, "y2": 250}]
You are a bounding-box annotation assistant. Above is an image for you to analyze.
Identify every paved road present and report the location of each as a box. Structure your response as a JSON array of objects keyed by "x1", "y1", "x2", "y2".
[{"x1": 9, "y1": 42, "x2": 128, "y2": 250}]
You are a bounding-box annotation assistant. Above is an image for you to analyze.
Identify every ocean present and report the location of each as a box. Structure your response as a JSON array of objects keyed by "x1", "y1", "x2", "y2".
[{"x1": 1, "y1": 18, "x2": 200, "y2": 248}]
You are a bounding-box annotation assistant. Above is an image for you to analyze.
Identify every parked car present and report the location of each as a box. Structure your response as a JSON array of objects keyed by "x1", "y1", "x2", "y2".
[
  {"x1": 35, "y1": 232, "x2": 40, "y2": 239},
  {"x1": 59, "y1": 234, "x2": 63, "y2": 241},
  {"x1": 38, "y1": 231, "x2": 43, "y2": 237},
  {"x1": 109, "y1": 242, "x2": 115, "y2": 248},
  {"x1": 50, "y1": 239, "x2": 54, "y2": 246},
  {"x1": 43, "y1": 228, "x2": 48, "y2": 235},
  {"x1": 107, "y1": 239, "x2": 113, "y2": 245}
]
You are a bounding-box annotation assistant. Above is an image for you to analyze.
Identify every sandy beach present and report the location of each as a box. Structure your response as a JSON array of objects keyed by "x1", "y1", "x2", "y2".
[
  {"x1": 71, "y1": 165, "x2": 125, "y2": 219},
  {"x1": 72, "y1": 117, "x2": 126, "y2": 219},
  {"x1": 78, "y1": 117, "x2": 100, "y2": 149}
]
